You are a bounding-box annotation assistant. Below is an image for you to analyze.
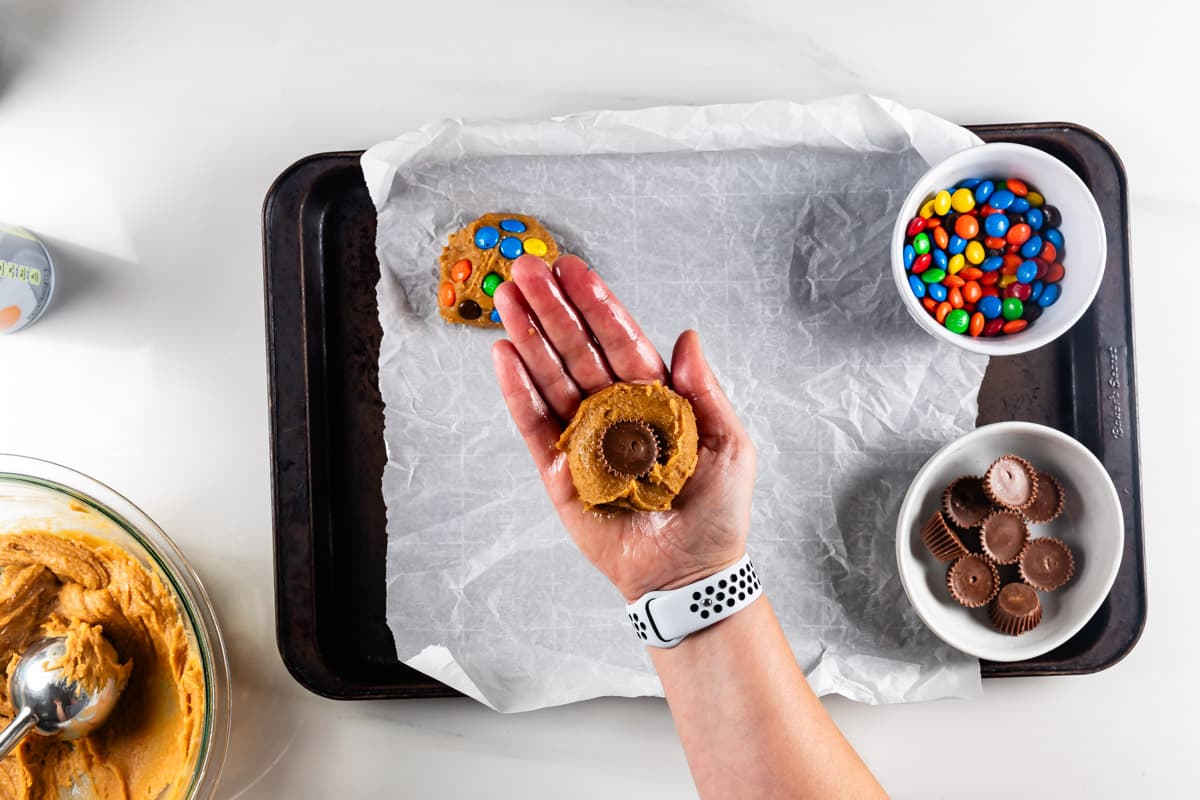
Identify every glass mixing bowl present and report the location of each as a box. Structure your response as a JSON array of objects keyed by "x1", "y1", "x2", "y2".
[{"x1": 0, "y1": 454, "x2": 230, "y2": 798}]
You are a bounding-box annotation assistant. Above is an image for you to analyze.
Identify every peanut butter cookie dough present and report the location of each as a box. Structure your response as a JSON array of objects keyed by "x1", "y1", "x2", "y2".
[
  {"x1": 437, "y1": 213, "x2": 560, "y2": 327},
  {"x1": 557, "y1": 382, "x2": 699, "y2": 512},
  {"x1": 0, "y1": 530, "x2": 204, "y2": 800}
]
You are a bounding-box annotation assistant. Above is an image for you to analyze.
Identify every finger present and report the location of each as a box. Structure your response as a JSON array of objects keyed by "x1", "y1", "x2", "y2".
[
  {"x1": 493, "y1": 281, "x2": 582, "y2": 421},
  {"x1": 491, "y1": 340, "x2": 565, "y2": 474},
  {"x1": 553, "y1": 255, "x2": 668, "y2": 384},
  {"x1": 510, "y1": 255, "x2": 614, "y2": 394},
  {"x1": 669, "y1": 330, "x2": 743, "y2": 448}
]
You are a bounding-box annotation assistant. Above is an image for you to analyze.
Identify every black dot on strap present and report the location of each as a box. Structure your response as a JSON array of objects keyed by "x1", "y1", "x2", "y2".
[
  {"x1": 693, "y1": 591, "x2": 701, "y2": 600},
  {"x1": 700, "y1": 610, "x2": 710, "y2": 619},
  {"x1": 718, "y1": 579, "x2": 727, "y2": 588},
  {"x1": 705, "y1": 586, "x2": 714, "y2": 595},
  {"x1": 713, "y1": 605, "x2": 723, "y2": 613}
]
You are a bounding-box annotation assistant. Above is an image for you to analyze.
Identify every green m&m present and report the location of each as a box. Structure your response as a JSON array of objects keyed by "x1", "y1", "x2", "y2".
[
  {"x1": 1002, "y1": 297, "x2": 1024, "y2": 321},
  {"x1": 482, "y1": 272, "x2": 503, "y2": 297},
  {"x1": 944, "y1": 309, "x2": 970, "y2": 334}
]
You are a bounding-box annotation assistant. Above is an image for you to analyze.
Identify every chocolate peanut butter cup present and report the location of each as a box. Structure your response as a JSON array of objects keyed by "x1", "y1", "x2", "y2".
[
  {"x1": 920, "y1": 512, "x2": 969, "y2": 562},
  {"x1": 942, "y1": 476, "x2": 992, "y2": 529},
  {"x1": 983, "y1": 454, "x2": 1039, "y2": 511},
  {"x1": 600, "y1": 420, "x2": 659, "y2": 479},
  {"x1": 1023, "y1": 471, "x2": 1065, "y2": 524},
  {"x1": 979, "y1": 509, "x2": 1031, "y2": 565},
  {"x1": 947, "y1": 554, "x2": 1000, "y2": 608},
  {"x1": 1019, "y1": 537, "x2": 1075, "y2": 592},
  {"x1": 989, "y1": 582, "x2": 1043, "y2": 635}
]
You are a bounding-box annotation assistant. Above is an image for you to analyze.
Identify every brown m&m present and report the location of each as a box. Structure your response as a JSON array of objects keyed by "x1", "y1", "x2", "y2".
[{"x1": 458, "y1": 299, "x2": 482, "y2": 320}]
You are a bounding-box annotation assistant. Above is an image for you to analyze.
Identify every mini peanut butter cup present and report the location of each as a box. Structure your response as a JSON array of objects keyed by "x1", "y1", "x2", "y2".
[
  {"x1": 946, "y1": 554, "x2": 1000, "y2": 608},
  {"x1": 989, "y1": 582, "x2": 1043, "y2": 635},
  {"x1": 942, "y1": 476, "x2": 992, "y2": 529},
  {"x1": 920, "y1": 512, "x2": 969, "y2": 562},
  {"x1": 1019, "y1": 537, "x2": 1075, "y2": 591},
  {"x1": 979, "y1": 509, "x2": 1031, "y2": 565},
  {"x1": 599, "y1": 420, "x2": 659, "y2": 479},
  {"x1": 983, "y1": 455, "x2": 1039, "y2": 511},
  {"x1": 1023, "y1": 471, "x2": 1065, "y2": 524}
]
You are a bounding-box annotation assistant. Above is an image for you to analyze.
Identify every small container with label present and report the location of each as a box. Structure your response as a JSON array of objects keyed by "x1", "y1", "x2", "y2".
[{"x1": 0, "y1": 224, "x2": 55, "y2": 334}]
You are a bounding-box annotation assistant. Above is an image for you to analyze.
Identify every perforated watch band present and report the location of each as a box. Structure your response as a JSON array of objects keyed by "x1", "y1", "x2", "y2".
[{"x1": 625, "y1": 554, "x2": 761, "y2": 648}]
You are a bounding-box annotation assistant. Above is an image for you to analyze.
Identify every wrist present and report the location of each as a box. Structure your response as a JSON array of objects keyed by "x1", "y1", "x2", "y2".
[
  {"x1": 649, "y1": 590, "x2": 774, "y2": 661},
  {"x1": 617, "y1": 552, "x2": 748, "y2": 603}
]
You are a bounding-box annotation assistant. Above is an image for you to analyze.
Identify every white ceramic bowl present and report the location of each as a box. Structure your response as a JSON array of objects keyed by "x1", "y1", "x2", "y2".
[
  {"x1": 895, "y1": 422, "x2": 1123, "y2": 662},
  {"x1": 890, "y1": 142, "x2": 1107, "y2": 356}
]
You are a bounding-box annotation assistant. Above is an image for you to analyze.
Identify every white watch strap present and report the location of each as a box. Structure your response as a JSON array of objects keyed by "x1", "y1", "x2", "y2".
[{"x1": 625, "y1": 554, "x2": 761, "y2": 648}]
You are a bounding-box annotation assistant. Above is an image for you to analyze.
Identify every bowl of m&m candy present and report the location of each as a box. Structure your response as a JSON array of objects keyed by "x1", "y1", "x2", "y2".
[{"x1": 891, "y1": 143, "x2": 1106, "y2": 356}]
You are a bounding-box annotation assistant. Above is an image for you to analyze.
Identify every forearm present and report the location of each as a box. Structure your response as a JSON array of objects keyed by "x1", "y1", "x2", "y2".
[{"x1": 650, "y1": 597, "x2": 886, "y2": 799}]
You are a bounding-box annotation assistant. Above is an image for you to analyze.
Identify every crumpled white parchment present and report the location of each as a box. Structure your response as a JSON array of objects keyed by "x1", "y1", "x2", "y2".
[{"x1": 363, "y1": 95, "x2": 987, "y2": 712}]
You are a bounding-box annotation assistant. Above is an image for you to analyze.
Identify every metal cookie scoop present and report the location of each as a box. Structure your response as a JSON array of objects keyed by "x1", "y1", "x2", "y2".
[{"x1": 0, "y1": 637, "x2": 124, "y2": 760}]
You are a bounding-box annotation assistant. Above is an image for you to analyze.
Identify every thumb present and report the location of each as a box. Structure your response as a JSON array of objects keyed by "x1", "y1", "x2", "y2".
[{"x1": 669, "y1": 330, "x2": 742, "y2": 447}]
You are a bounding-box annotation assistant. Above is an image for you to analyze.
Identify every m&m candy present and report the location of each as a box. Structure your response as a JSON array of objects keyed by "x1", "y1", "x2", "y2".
[
  {"x1": 475, "y1": 226, "x2": 500, "y2": 249},
  {"x1": 902, "y1": 176, "x2": 1067, "y2": 338},
  {"x1": 482, "y1": 272, "x2": 504, "y2": 297},
  {"x1": 499, "y1": 237, "x2": 524, "y2": 259}
]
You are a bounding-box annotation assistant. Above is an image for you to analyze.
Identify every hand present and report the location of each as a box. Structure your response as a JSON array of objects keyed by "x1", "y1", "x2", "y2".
[{"x1": 491, "y1": 254, "x2": 757, "y2": 601}]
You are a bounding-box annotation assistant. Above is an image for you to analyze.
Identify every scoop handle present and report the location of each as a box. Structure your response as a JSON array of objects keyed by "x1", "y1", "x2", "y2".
[{"x1": 0, "y1": 706, "x2": 37, "y2": 760}]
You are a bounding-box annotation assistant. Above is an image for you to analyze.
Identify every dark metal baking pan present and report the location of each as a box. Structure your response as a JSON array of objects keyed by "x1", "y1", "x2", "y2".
[{"x1": 263, "y1": 123, "x2": 1145, "y2": 699}]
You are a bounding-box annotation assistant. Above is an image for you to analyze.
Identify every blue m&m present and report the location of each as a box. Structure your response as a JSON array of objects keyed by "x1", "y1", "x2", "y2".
[
  {"x1": 475, "y1": 226, "x2": 500, "y2": 249},
  {"x1": 499, "y1": 236, "x2": 524, "y2": 259}
]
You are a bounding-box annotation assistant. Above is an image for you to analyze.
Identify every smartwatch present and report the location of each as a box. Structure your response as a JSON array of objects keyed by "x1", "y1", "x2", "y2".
[{"x1": 625, "y1": 553, "x2": 761, "y2": 648}]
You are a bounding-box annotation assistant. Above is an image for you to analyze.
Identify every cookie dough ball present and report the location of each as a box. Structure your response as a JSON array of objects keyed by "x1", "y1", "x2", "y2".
[
  {"x1": 557, "y1": 382, "x2": 699, "y2": 512},
  {"x1": 437, "y1": 213, "x2": 560, "y2": 327}
]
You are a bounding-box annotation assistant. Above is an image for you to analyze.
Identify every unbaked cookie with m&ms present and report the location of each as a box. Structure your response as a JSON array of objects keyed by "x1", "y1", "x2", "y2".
[{"x1": 437, "y1": 213, "x2": 560, "y2": 327}]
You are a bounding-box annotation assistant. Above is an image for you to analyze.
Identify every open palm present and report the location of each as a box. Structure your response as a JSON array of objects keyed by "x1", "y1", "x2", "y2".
[{"x1": 492, "y1": 255, "x2": 757, "y2": 602}]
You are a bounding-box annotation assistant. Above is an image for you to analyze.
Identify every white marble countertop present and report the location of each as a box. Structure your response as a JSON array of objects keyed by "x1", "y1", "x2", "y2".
[{"x1": 0, "y1": 1, "x2": 1193, "y2": 796}]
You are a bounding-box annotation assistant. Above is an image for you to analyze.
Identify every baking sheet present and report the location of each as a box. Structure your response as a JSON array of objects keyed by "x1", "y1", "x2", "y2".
[{"x1": 363, "y1": 96, "x2": 988, "y2": 712}]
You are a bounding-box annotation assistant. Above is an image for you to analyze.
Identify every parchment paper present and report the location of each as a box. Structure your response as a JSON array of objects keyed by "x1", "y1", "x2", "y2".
[{"x1": 363, "y1": 96, "x2": 988, "y2": 712}]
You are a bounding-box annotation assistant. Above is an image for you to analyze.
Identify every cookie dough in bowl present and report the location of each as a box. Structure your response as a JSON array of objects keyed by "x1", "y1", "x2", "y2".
[
  {"x1": 0, "y1": 456, "x2": 229, "y2": 799},
  {"x1": 557, "y1": 382, "x2": 699, "y2": 512}
]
